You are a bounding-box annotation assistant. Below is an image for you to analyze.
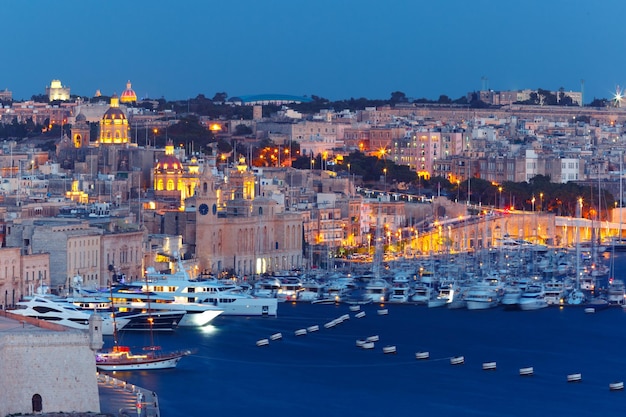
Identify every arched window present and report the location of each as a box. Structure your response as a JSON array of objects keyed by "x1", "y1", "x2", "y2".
[
  {"x1": 156, "y1": 179, "x2": 163, "y2": 190},
  {"x1": 167, "y1": 180, "x2": 175, "y2": 191},
  {"x1": 203, "y1": 182, "x2": 208, "y2": 193}
]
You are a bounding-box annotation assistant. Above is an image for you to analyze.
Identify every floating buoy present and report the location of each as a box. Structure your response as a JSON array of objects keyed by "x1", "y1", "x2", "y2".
[
  {"x1": 361, "y1": 342, "x2": 375, "y2": 349},
  {"x1": 366, "y1": 335, "x2": 379, "y2": 342},
  {"x1": 482, "y1": 361, "x2": 497, "y2": 371},
  {"x1": 377, "y1": 309, "x2": 389, "y2": 315},
  {"x1": 567, "y1": 373, "x2": 582, "y2": 383},
  {"x1": 609, "y1": 381, "x2": 624, "y2": 391},
  {"x1": 383, "y1": 345, "x2": 397, "y2": 354},
  {"x1": 356, "y1": 339, "x2": 366, "y2": 347},
  {"x1": 307, "y1": 325, "x2": 319, "y2": 333},
  {"x1": 295, "y1": 328, "x2": 307, "y2": 336},
  {"x1": 355, "y1": 311, "x2": 366, "y2": 319},
  {"x1": 324, "y1": 320, "x2": 337, "y2": 329},
  {"x1": 519, "y1": 367, "x2": 534, "y2": 376},
  {"x1": 450, "y1": 356, "x2": 465, "y2": 365},
  {"x1": 340, "y1": 314, "x2": 350, "y2": 321},
  {"x1": 415, "y1": 351, "x2": 430, "y2": 360},
  {"x1": 349, "y1": 305, "x2": 361, "y2": 312},
  {"x1": 256, "y1": 339, "x2": 269, "y2": 347},
  {"x1": 269, "y1": 333, "x2": 282, "y2": 341},
  {"x1": 584, "y1": 308, "x2": 595, "y2": 314}
]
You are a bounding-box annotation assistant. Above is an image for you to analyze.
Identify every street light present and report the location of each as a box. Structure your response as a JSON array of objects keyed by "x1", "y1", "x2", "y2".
[
  {"x1": 498, "y1": 186, "x2": 502, "y2": 209},
  {"x1": 531, "y1": 195, "x2": 536, "y2": 212},
  {"x1": 383, "y1": 168, "x2": 387, "y2": 193},
  {"x1": 539, "y1": 192, "x2": 544, "y2": 212}
]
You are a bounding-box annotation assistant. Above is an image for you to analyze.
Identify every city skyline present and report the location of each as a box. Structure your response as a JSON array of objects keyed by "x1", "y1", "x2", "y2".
[{"x1": 3, "y1": 0, "x2": 626, "y2": 103}]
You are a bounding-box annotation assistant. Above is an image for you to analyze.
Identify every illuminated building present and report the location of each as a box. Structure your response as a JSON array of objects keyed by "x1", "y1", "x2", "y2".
[
  {"x1": 119, "y1": 80, "x2": 137, "y2": 104},
  {"x1": 46, "y1": 79, "x2": 70, "y2": 101},
  {"x1": 97, "y1": 95, "x2": 129, "y2": 145},
  {"x1": 152, "y1": 141, "x2": 199, "y2": 209}
]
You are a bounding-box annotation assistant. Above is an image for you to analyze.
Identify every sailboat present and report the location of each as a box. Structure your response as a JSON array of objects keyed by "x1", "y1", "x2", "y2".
[{"x1": 95, "y1": 282, "x2": 194, "y2": 371}]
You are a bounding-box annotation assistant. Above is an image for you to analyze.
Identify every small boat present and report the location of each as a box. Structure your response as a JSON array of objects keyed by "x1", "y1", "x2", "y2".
[
  {"x1": 450, "y1": 356, "x2": 465, "y2": 365},
  {"x1": 270, "y1": 333, "x2": 282, "y2": 341},
  {"x1": 609, "y1": 381, "x2": 624, "y2": 391},
  {"x1": 361, "y1": 342, "x2": 375, "y2": 349},
  {"x1": 377, "y1": 309, "x2": 389, "y2": 315},
  {"x1": 355, "y1": 311, "x2": 366, "y2": 319},
  {"x1": 307, "y1": 325, "x2": 319, "y2": 333},
  {"x1": 482, "y1": 361, "x2": 497, "y2": 370},
  {"x1": 415, "y1": 351, "x2": 430, "y2": 360},
  {"x1": 519, "y1": 367, "x2": 534, "y2": 376},
  {"x1": 256, "y1": 339, "x2": 270, "y2": 347},
  {"x1": 366, "y1": 335, "x2": 379, "y2": 342},
  {"x1": 96, "y1": 345, "x2": 193, "y2": 371},
  {"x1": 382, "y1": 345, "x2": 397, "y2": 354},
  {"x1": 567, "y1": 373, "x2": 582, "y2": 382},
  {"x1": 294, "y1": 328, "x2": 307, "y2": 336}
]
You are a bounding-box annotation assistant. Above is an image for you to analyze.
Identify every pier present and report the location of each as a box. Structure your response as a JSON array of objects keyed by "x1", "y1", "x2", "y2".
[{"x1": 98, "y1": 374, "x2": 160, "y2": 417}]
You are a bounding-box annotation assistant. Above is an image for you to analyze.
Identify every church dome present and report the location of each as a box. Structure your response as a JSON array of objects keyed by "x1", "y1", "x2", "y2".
[
  {"x1": 75, "y1": 113, "x2": 86, "y2": 122},
  {"x1": 154, "y1": 141, "x2": 184, "y2": 173},
  {"x1": 102, "y1": 94, "x2": 126, "y2": 121},
  {"x1": 120, "y1": 80, "x2": 137, "y2": 103}
]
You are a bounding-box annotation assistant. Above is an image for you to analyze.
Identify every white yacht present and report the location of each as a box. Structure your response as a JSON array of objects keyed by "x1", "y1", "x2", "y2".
[
  {"x1": 10, "y1": 296, "x2": 127, "y2": 335},
  {"x1": 253, "y1": 278, "x2": 281, "y2": 298},
  {"x1": 543, "y1": 279, "x2": 566, "y2": 306},
  {"x1": 518, "y1": 284, "x2": 548, "y2": 311},
  {"x1": 276, "y1": 277, "x2": 303, "y2": 302},
  {"x1": 363, "y1": 279, "x2": 389, "y2": 303},
  {"x1": 388, "y1": 278, "x2": 413, "y2": 304},
  {"x1": 607, "y1": 279, "x2": 625, "y2": 305},
  {"x1": 465, "y1": 285, "x2": 500, "y2": 310},
  {"x1": 298, "y1": 279, "x2": 325, "y2": 302}
]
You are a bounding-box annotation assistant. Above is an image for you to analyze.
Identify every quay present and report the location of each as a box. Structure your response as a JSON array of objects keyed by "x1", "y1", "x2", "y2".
[{"x1": 98, "y1": 374, "x2": 160, "y2": 417}]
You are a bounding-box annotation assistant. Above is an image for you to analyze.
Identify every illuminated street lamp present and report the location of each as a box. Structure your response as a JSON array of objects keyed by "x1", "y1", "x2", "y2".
[
  {"x1": 531, "y1": 195, "x2": 536, "y2": 212},
  {"x1": 383, "y1": 168, "x2": 387, "y2": 193},
  {"x1": 539, "y1": 192, "x2": 544, "y2": 212},
  {"x1": 498, "y1": 186, "x2": 503, "y2": 209}
]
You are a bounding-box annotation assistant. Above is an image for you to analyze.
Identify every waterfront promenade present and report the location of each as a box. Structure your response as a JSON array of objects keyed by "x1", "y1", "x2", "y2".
[{"x1": 98, "y1": 374, "x2": 160, "y2": 417}]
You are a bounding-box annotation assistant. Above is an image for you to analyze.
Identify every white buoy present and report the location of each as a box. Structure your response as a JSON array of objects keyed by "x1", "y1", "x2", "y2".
[
  {"x1": 307, "y1": 325, "x2": 319, "y2": 333},
  {"x1": 295, "y1": 328, "x2": 307, "y2": 336},
  {"x1": 519, "y1": 367, "x2": 534, "y2": 376},
  {"x1": 482, "y1": 361, "x2": 497, "y2": 371},
  {"x1": 609, "y1": 381, "x2": 624, "y2": 391},
  {"x1": 355, "y1": 311, "x2": 366, "y2": 319},
  {"x1": 584, "y1": 307, "x2": 595, "y2": 314},
  {"x1": 377, "y1": 309, "x2": 389, "y2": 315},
  {"x1": 361, "y1": 342, "x2": 375, "y2": 349},
  {"x1": 269, "y1": 333, "x2": 282, "y2": 341},
  {"x1": 450, "y1": 356, "x2": 465, "y2": 365},
  {"x1": 256, "y1": 339, "x2": 269, "y2": 347},
  {"x1": 356, "y1": 339, "x2": 366, "y2": 347},
  {"x1": 382, "y1": 345, "x2": 397, "y2": 354},
  {"x1": 415, "y1": 351, "x2": 430, "y2": 360},
  {"x1": 349, "y1": 305, "x2": 360, "y2": 312},
  {"x1": 340, "y1": 314, "x2": 350, "y2": 321},
  {"x1": 567, "y1": 373, "x2": 582, "y2": 383},
  {"x1": 366, "y1": 335, "x2": 379, "y2": 342}
]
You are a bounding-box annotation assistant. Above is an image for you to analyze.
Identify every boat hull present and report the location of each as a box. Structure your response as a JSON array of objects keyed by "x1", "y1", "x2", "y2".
[{"x1": 96, "y1": 355, "x2": 184, "y2": 371}]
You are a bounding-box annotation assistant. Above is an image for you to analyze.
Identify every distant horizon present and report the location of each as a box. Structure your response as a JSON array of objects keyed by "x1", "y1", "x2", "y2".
[{"x1": 3, "y1": 83, "x2": 613, "y2": 105}]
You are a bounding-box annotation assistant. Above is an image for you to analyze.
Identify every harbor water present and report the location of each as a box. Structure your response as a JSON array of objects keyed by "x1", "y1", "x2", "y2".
[{"x1": 103, "y1": 254, "x2": 626, "y2": 417}]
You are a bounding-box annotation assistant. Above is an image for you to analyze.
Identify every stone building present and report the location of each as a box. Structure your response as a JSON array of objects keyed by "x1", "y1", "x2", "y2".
[
  {"x1": 195, "y1": 159, "x2": 303, "y2": 275},
  {"x1": 0, "y1": 314, "x2": 101, "y2": 416},
  {"x1": 97, "y1": 95, "x2": 129, "y2": 145},
  {"x1": 0, "y1": 247, "x2": 50, "y2": 307}
]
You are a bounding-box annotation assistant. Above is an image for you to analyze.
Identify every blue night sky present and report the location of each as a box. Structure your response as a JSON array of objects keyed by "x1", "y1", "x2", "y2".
[{"x1": 3, "y1": 0, "x2": 625, "y2": 103}]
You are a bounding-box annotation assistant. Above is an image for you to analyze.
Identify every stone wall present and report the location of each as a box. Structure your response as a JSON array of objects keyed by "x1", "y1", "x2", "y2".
[{"x1": 0, "y1": 330, "x2": 100, "y2": 416}]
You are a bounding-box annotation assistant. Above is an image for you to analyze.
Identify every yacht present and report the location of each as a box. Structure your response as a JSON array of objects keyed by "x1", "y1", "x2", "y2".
[
  {"x1": 298, "y1": 279, "x2": 325, "y2": 302},
  {"x1": 388, "y1": 277, "x2": 413, "y2": 304},
  {"x1": 543, "y1": 279, "x2": 566, "y2": 306},
  {"x1": 276, "y1": 277, "x2": 303, "y2": 302},
  {"x1": 363, "y1": 279, "x2": 389, "y2": 303},
  {"x1": 607, "y1": 279, "x2": 625, "y2": 305},
  {"x1": 253, "y1": 278, "x2": 281, "y2": 298},
  {"x1": 518, "y1": 284, "x2": 548, "y2": 311},
  {"x1": 10, "y1": 296, "x2": 127, "y2": 335},
  {"x1": 500, "y1": 285, "x2": 523, "y2": 309},
  {"x1": 465, "y1": 285, "x2": 500, "y2": 310}
]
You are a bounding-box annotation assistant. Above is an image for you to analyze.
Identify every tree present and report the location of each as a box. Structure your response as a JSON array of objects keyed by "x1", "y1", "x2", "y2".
[
  {"x1": 437, "y1": 95, "x2": 452, "y2": 104},
  {"x1": 234, "y1": 124, "x2": 253, "y2": 136},
  {"x1": 212, "y1": 92, "x2": 228, "y2": 103},
  {"x1": 390, "y1": 91, "x2": 408, "y2": 104}
]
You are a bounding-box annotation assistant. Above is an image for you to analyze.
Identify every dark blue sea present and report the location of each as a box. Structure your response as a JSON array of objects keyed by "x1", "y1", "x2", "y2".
[{"x1": 106, "y1": 254, "x2": 626, "y2": 417}]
